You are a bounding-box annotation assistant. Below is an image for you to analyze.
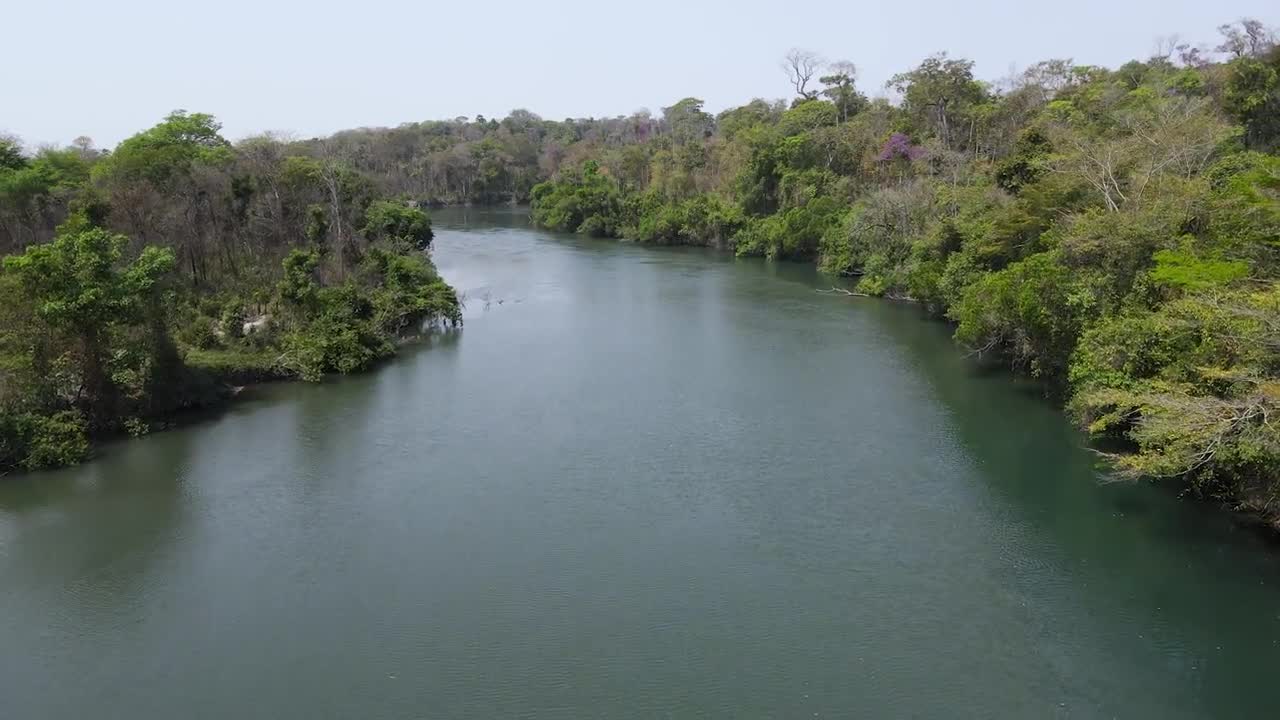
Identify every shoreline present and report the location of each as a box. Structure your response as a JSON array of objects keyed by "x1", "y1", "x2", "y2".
[{"x1": 534, "y1": 219, "x2": 1280, "y2": 539}]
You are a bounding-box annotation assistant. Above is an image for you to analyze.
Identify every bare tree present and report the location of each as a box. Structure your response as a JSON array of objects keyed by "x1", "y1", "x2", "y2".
[
  {"x1": 1216, "y1": 18, "x2": 1277, "y2": 59},
  {"x1": 825, "y1": 60, "x2": 858, "y2": 82},
  {"x1": 1151, "y1": 34, "x2": 1181, "y2": 62},
  {"x1": 782, "y1": 49, "x2": 825, "y2": 101}
]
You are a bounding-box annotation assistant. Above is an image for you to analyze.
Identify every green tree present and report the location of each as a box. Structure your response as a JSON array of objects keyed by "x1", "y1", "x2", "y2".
[
  {"x1": 890, "y1": 55, "x2": 990, "y2": 151},
  {"x1": 819, "y1": 62, "x2": 868, "y2": 123},
  {"x1": 3, "y1": 228, "x2": 175, "y2": 426},
  {"x1": 1222, "y1": 44, "x2": 1280, "y2": 151},
  {"x1": 364, "y1": 200, "x2": 434, "y2": 250},
  {"x1": 662, "y1": 98, "x2": 714, "y2": 146},
  {"x1": 96, "y1": 110, "x2": 232, "y2": 187}
]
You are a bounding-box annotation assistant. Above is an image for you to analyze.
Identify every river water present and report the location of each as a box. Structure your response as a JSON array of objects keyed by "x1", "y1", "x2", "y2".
[{"x1": 2, "y1": 208, "x2": 1279, "y2": 718}]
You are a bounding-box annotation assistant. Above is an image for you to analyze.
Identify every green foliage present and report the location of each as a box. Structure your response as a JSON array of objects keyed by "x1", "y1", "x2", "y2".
[
  {"x1": 0, "y1": 138, "x2": 26, "y2": 171},
  {"x1": 819, "y1": 181, "x2": 937, "y2": 284},
  {"x1": 1149, "y1": 249, "x2": 1249, "y2": 290},
  {"x1": 994, "y1": 127, "x2": 1051, "y2": 194},
  {"x1": 360, "y1": 246, "x2": 463, "y2": 332},
  {"x1": 951, "y1": 252, "x2": 1082, "y2": 380},
  {"x1": 889, "y1": 54, "x2": 991, "y2": 151},
  {"x1": 94, "y1": 111, "x2": 231, "y2": 187},
  {"x1": 282, "y1": 291, "x2": 393, "y2": 381},
  {"x1": 631, "y1": 194, "x2": 745, "y2": 247},
  {"x1": 278, "y1": 248, "x2": 322, "y2": 307},
  {"x1": 184, "y1": 347, "x2": 287, "y2": 385},
  {"x1": 3, "y1": 228, "x2": 176, "y2": 426},
  {"x1": 7, "y1": 411, "x2": 90, "y2": 469},
  {"x1": 779, "y1": 101, "x2": 839, "y2": 136},
  {"x1": 6, "y1": 27, "x2": 1280, "y2": 527},
  {"x1": 530, "y1": 161, "x2": 624, "y2": 236},
  {"x1": 1070, "y1": 287, "x2": 1280, "y2": 505},
  {"x1": 735, "y1": 197, "x2": 844, "y2": 260},
  {"x1": 25, "y1": 411, "x2": 91, "y2": 468},
  {"x1": 364, "y1": 200, "x2": 434, "y2": 250},
  {"x1": 0, "y1": 110, "x2": 464, "y2": 470},
  {"x1": 1223, "y1": 46, "x2": 1280, "y2": 151},
  {"x1": 273, "y1": 245, "x2": 460, "y2": 382},
  {"x1": 663, "y1": 98, "x2": 714, "y2": 146}
]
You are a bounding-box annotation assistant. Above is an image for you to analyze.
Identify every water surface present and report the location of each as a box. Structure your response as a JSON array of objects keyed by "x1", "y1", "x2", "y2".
[{"x1": 2, "y1": 208, "x2": 1278, "y2": 718}]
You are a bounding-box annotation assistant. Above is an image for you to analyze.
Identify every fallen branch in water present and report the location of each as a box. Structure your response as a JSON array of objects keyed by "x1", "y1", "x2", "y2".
[
  {"x1": 816, "y1": 286, "x2": 870, "y2": 297},
  {"x1": 963, "y1": 334, "x2": 1003, "y2": 359}
]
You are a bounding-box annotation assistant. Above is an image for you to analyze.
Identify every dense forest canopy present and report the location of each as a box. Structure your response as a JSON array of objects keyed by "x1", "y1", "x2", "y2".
[
  {"x1": 0, "y1": 113, "x2": 462, "y2": 471},
  {"x1": 2, "y1": 18, "x2": 1279, "y2": 529},
  {"x1": 522, "y1": 19, "x2": 1280, "y2": 525}
]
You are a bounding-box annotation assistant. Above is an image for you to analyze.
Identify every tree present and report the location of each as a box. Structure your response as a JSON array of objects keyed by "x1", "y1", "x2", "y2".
[
  {"x1": 1049, "y1": 95, "x2": 1233, "y2": 212},
  {"x1": 662, "y1": 98, "x2": 714, "y2": 146},
  {"x1": 1216, "y1": 18, "x2": 1276, "y2": 59},
  {"x1": 1019, "y1": 59, "x2": 1085, "y2": 102},
  {"x1": 98, "y1": 110, "x2": 231, "y2": 187},
  {"x1": 363, "y1": 200, "x2": 434, "y2": 250},
  {"x1": 3, "y1": 228, "x2": 175, "y2": 426},
  {"x1": 1223, "y1": 43, "x2": 1280, "y2": 151},
  {"x1": 92, "y1": 111, "x2": 233, "y2": 283},
  {"x1": 0, "y1": 136, "x2": 25, "y2": 171},
  {"x1": 890, "y1": 54, "x2": 990, "y2": 151},
  {"x1": 782, "y1": 49, "x2": 825, "y2": 102},
  {"x1": 820, "y1": 61, "x2": 867, "y2": 123}
]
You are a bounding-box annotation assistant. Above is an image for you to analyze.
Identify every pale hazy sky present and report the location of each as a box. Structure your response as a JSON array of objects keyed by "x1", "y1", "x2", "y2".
[{"x1": 3, "y1": 0, "x2": 1276, "y2": 148}]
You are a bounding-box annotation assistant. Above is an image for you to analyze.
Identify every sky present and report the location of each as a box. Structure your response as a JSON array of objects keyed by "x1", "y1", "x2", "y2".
[{"x1": 3, "y1": 0, "x2": 1276, "y2": 149}]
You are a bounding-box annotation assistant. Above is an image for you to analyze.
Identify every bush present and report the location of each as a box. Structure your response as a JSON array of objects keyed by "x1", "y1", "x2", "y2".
[
  {"x1": 5, "y1": 410, "x2": 91, "y2": 470},
  {"x1": 220, "y1": 301, "x2": 246, "y2": 340},
  {"x1": 530, "y1": 161, "x2": 625, "y2": 236},
  {"x1": 631, "y1": 195, "x2": 744, "y2": 247},
  {"x1": 178, "y1": 316, "x2": 222, "y2": 350},
  {"x1": 951, "y1": 251, "x2": 1082, "y2": 380},
  {"x1": 364, "y1": 200, "x2": 434, "y2": 250}
]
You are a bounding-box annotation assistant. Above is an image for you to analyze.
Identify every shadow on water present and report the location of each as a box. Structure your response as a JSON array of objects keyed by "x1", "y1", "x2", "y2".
[
  {"x1": 432, "y1": 204, "x2": 533, "y2": 231},
  {"x1": 870, "y1": 299, "x2": 1279, "y2": 550},
  {"x1": 865, "y1": 297, "x2": 1280, "y2": 711},
  {"x1": 0, "y1": 417, "x2": 195, "y2": 634},
  {"x1": 0, "y1": 416, "x2": 193, "y2": 519}
]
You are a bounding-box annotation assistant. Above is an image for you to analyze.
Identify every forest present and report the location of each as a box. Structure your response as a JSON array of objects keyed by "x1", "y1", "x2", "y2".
[
  {"x1": 524, "y1": 20, "x2": 1280, "y2": 526},
  {"x1": 2, "y1": 19, "x2": 1278, "y2": 530},
  {"x1": 0, "y1": 113, "x2": 461, "y2": 470}
]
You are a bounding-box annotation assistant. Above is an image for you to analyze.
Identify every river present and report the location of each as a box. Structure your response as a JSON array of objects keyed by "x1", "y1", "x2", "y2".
[{"x1": 2, "y1": 207, "x2": 1278, "y2": 718}]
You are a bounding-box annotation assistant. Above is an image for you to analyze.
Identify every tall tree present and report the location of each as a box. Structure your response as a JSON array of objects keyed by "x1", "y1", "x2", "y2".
[
  {"x1": 890, "y1": 54, "x2": 990, "y2": 151},
  {"x1": 819, "y1": 61, "x2": 867, "y2": 123},
  {"x1": 782, "y1": 49, "x2": 825, "y2": 102},
  {"x1": 3, "y1": 228, "x2": 174, "y2": 426}
]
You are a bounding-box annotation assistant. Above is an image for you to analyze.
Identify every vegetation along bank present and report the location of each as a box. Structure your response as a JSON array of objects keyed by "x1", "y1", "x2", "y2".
[
  {"x1": 525, "y1": 22, "x2": 1280, "y2": 528},
  {"x1": 0, "y1": 113, "x2": 461, "y2": 470},
  {"x1": 2, "y1": 19, "x2": 1278, "y2": 533}
]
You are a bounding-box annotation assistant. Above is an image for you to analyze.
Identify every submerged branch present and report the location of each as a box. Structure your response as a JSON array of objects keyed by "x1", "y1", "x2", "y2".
[{"x1": 816, "y1": 286, "x2": 870, "y2": 297}]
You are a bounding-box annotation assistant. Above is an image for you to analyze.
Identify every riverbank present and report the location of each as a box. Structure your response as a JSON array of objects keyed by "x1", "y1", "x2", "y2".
[
  {"x1": 10, "y1": 212, "x2": 1280, "y2": 719},
  {"x1": 512, "y1": 29, "x2": 1280, "y2": 538},
  {"x1": 518, "y1": 196, "x2": 1280, "y2": 536},
  {"x1": 451, "y1": 200, "x2": 1280, "y2": 534},
  {"x1": 0, "y1": 112, "x2": 466, "y2": 474},
  {"x1": 0, "y1": 321, "x2": 462, "y2": 477}
]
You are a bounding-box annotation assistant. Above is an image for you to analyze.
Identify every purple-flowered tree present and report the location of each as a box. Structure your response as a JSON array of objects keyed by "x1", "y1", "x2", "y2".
[{"x1": 877, "y1": 133, "x2": 926, "y2": 163}]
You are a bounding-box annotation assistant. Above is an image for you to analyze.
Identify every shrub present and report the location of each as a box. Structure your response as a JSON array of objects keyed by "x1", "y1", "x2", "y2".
[{"x1": 17, "y1": 411, "x2": 90, "y2": 469}]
